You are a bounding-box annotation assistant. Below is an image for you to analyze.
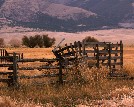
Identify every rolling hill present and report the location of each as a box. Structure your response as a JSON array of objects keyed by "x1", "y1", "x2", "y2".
[{"x1": 0, "y1": 0, "x2": 134, "y2": 32}]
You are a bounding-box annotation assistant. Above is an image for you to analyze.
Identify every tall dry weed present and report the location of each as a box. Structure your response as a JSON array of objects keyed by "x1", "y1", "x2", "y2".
[{"x1": 123, "y1": 63, "x2": 134, "y2": 77}]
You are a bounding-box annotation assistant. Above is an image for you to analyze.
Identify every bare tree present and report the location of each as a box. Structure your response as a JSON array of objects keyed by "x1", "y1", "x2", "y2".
[
  {"x1": 0, "y1": 38, "x2": 5, "y2": 47},
  {"x1": 9, "y1": 38, "x2": 21, "y2": 47}
]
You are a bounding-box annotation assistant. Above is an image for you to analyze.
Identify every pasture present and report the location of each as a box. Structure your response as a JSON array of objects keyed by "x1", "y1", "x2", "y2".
[
  {"x1": 0, "y1": 45, "x2": 133, "y2": 106},
  {"x1": 0, "y1": 27, "x2": 134, "y2": 106}
]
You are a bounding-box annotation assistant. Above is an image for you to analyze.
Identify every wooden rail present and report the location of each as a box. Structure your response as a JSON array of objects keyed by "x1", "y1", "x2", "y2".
[
  {"x1": 0, "y1": 40, "x2": 127, "y2": 87},
  {"x1": 53, "y1": 40, "x2": 124, "y2": 75}
]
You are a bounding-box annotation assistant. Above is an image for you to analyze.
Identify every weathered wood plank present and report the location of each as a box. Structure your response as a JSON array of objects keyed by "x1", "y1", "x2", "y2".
[
  {"x1": 82, "y1": 41, "x2": 86, "y2": 55},
  {"x1": 0, "y1": 64, "x2": 13, "y2": 67},
  {"x1": 59, "y1": 59, "x2": 63, "y2": 84},
  {"x1": 86, "y1": 56, "x2": 96, "y2": 60},
  {"x1": 110, "y1": 44, "x2": 121, "y2": 48},
  {"x1": 70, "y1": 43, "x2": 75, "y2": 56},
  {"x1": 0, "y1": 56, "x2": 13, "y2": 58},
  {"x1": 0, "y1": 79, "x2": 11, "y2": 82},
  {"x1": 102, "y1": 62, "x2": 121, "y2": 66},
  {"x1": 85, "y1": 42, "x2": 110, "y2": 45},
  {"x1": 18, "y1": 66, "x2": 60, "y2": 70},
  {"x1": 120, "y1": 40, "x2": 123, "y2": 68},
  {"x1": 111, "y1": 50, "x2": 121, "y2": 54},
  {"x1": 96, "y1": 44, "x2": 99, "y2": 68},
  {"x1": 74, "y1": 41, "x2": 79, "y2": 57},
  {"x1": 65, "y1": 44, "x2": 71, "y2": 53},
  {"x1": 111, "y1": 56, "x2": 121, "y2": 60},
  {"x1": 85, "y1": 50, "x2": 95, "y2": 53},
  {"x1": 18, "y1": 58, "x2": 58, "y2": 62},
  {"x1": 108, "y1": 44, "x2": 112, "y2": 71},
  {"x1": 77, "y1": 41, "x2": 82, "y2": 56},
  {"x1": 0, "y1": 72, "x2": 13, "y2": 75},
  {"x1": 13, "y1": 52, "x2": 18, "y2": 86},
  {"x1": 99, "y1": 50, "x2": 109, "y2": 54},
  {"x1": 99, "y1": 56, "x2": 108, "y2": 60}
]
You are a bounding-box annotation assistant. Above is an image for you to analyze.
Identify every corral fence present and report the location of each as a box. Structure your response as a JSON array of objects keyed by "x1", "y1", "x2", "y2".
[
  {"x1": 53, "y1": 41, "x2": 123, "y2": 75},
  {"x1": 0, "y1": 51, "x2": 63, "y2": 86},
  {"x1": 0, "y1": 40, "x2": 128, "y2": 87}
]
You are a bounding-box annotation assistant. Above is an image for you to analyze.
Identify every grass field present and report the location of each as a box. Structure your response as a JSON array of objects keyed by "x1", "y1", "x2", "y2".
[
  {"x1": 0, "y1": 27, "x2": 134, "y2": 106},
  {"x1": 0, "y1": 46, "x2": 133, "y2": 107}
]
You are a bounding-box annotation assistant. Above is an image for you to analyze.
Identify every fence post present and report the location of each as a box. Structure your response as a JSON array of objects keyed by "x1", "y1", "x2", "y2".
[
  {"x1": 82, "y1": 41, "x2": 86, "y2": 56},
  {"x1": 78, "y1": 41, "x2": 82, "y2": 56},
  {"x1": 58, "y1": 59, "x2": 63, "y2": 85},
  {"x1": 96, "y1": 44, "x2": 99, "y2": 68},
  {"x1": 108, "y1": 43, "x2": 112, "y2": 74},
  {"x1": 13, "y1": 52, "x2": 18, "y2": 86},
  {"x1": 120, "y1": 40, "x2": 123, "y2": 68}
]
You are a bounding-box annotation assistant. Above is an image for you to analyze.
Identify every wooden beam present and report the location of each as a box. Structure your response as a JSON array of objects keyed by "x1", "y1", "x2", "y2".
[
  {"x1": 18, "y1": 58, "x2": 58, "y2": 62},
  {"x1": 13, "y1": 52, "x2": 18, "y2": 86},
  {"x1": 0, "y1": 72, "x2": 13, "y2": 75}
]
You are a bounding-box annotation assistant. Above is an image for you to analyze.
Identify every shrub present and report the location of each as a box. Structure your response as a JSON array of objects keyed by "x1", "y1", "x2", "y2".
[
  {"x1": 22, "y1": 35, "x2": 55, "y2": 48},
  {"x1": 22, "y1": 36, "x2": 30, "y2": 47},
  {"x1": 43, "y1": 35, "x2": 55, "y2": 48},
  {"x1": 0, "y1": 38, "x2": 5, "y2": 47},
  {"x1": 34, "y1": 35, "x2": 44, "y2": 48},
  {"x1": 82, "y1": 36, "x2": 99, "y2": 43},
  {"x1": 28, "y1": 36, "x2": 37, "y2": 48},
  {"x1": 22, "y1": 36, "x2": 37, "y2": 48},
  {"x1": 9, "y1": 38, "x2": 21, "y2": 47}
]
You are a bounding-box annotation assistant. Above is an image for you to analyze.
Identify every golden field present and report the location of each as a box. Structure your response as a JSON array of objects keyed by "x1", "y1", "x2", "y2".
[
  {"x1": 0, "y1": 46, "x2": 133, "y2": 107},
  {"x1": 0, "y1": 27, "x2": 134, "y2": 45},
  {"x1": 0, "y1": 28, "x2": 134, "y2": 106}
]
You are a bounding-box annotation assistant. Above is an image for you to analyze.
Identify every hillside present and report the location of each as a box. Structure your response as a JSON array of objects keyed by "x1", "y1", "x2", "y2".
[
  {"x1": 0, "y1": 0, "x2": 95, "y2": 21},
  {"x1": 52, "y1": 0, "x2": 134, "y2": 28},
  {"x1": 0, "y1": 0, "x2": 98, "y2": 32},
  {"x1": 0, "y1": 27, "x2": 134, "y2": 45},
  {"x1": 0, "y1": 0, "x2": 134, "y2": 32}
]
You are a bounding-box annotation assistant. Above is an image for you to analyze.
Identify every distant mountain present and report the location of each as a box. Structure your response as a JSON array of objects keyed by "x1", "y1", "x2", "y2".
[
  {"x1": 0, "y1": 0, "x2": 98, "y2": 32},
  {"x1": 0, "y1": 0, "x2": 134, "y2": 32},
  {"x1": 0, "y1": 0, "x2": 5, "y2": 7},
  {"x1": 52, "y1": 0, "x2": 134, "y2": 26},
  {"x1": 0, "y1": 0, "x2": 95, "y2": 22}
]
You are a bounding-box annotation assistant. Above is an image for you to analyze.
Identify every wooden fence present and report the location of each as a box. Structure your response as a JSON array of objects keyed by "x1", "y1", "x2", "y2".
[
  {"x1": 0, "y1": 52, "x2": 64, "y2": 86},
  {"x1": 0, "y1": 41, "x2": 126, "y2": 87},
  {"x1": 53, "y1": 41, "x2": 123, "y2": 75},
  {"x1": 0, "y1": 49, "x2": 23, "y2": 86},
  {"x1": 83, "y1": 41, "x2": 123, "y2": 75}
]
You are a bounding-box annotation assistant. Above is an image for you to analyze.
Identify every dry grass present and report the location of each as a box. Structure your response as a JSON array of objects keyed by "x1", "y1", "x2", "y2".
[
  {"x1": 0, "y1": 46, "x2": 133, "y2": 106},
  {"x1": 0, "y1": 28, "x2": 134, "y2": 45}
]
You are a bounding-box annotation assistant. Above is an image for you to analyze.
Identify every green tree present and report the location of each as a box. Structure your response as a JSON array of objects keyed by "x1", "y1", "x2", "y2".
[
  {"x1": 22, "y1": 35, "x2": 55, "y2": 48},
  {"x1": 22, "y1": 36, "x2": 30, "y2": 47},
  {"x1": 42, "y1": 35, "x2": 55, "y2": 48},
  {"x1": 34, "y1": 35, "x2": 43, "y2": 48},
  {"x1": 82, "y1": 36, "x2": 99, "y2": 43},
  {"x1": 29, "y1": 36, "x2": 37, "y2": 48},
  {"x1": 22, "y1": 36, "x2": 36, "y2": 48}
]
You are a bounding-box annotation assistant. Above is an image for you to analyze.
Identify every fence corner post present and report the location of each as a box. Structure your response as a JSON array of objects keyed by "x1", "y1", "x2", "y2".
[{"x1": 13, "y1": 52, "x2": 18, "y2": 87}]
